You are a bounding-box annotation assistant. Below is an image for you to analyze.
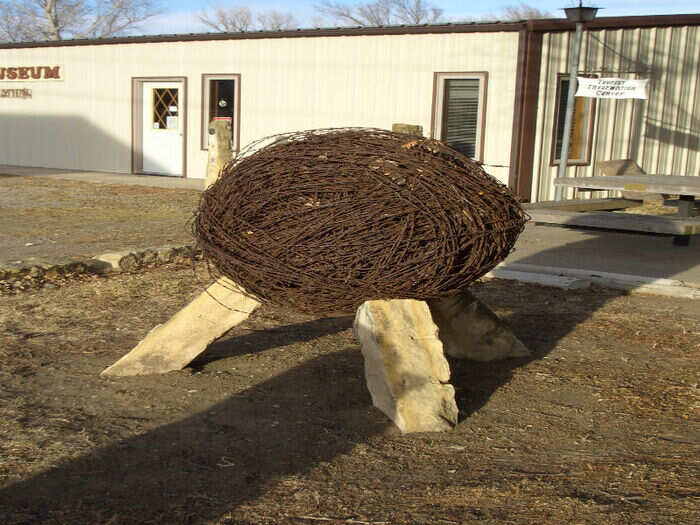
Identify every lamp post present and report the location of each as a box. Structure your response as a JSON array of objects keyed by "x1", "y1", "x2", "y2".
[{"x1": 554, "y1": 2, "x2": 598, "y2": 201}]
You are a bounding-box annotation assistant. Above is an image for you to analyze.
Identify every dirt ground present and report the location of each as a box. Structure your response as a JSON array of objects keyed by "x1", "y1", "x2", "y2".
[
  {"x1": 0, "y1": 175, "x2": 200, "y2": 264},
  {"x1": 0, "y1": 262, "x2": 698, "y2": 524}
]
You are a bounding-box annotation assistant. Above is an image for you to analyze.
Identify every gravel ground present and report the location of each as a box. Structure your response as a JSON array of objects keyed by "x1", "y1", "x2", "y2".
[
  {"x1": 0, "y1": 174, "x2": 698, "y2": 524},
  {"x1": 0, "y1": 264, "x2": 698, "y2": 524},
  {"x1": 0, "y1": 174, "x2": 201, "y2": 265}
]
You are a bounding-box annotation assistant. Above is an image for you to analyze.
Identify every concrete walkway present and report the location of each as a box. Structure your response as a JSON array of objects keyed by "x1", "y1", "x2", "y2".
[
  {"x1": 0, "y1": 164, "x2": 205, "y2": 190},
  {"x1": 2, "y1": 164, "x2": 698, "y2": 291},
  {"x1": 507, "y1": 224, "x2": 700, "y2": 285}
]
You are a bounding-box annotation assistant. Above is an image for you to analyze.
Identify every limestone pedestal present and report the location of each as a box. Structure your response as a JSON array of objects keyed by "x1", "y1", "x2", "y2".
[
  {"x1": 101, "y1": 278, "x2": 259, "y2": 376},
  {"x1": 354, "y1": 290, "x2": 528, "y2": 433},
  {"x1": 103, "y1": 276, "x2": 526, "y2": 435},
  {"x1": 354, "y1": 299, "x2": 458, "y2": 433},
  {"x1": 428, "y1": 290, "x2": 529, "y2": 361}
]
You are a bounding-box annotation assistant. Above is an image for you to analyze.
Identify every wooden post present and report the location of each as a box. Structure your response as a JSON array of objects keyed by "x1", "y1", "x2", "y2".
[{"x1": 205, "y1": 120, "x2": 233, "y2": 189}]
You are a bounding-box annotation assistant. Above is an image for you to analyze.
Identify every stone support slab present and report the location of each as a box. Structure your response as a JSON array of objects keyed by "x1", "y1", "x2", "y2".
[
  {"x1": 354, "y1": 291, "x2": 529, "y2": 433},
  {"x1": 354, "y1": 299, "x2": 458, "y2": 433},
  {"x1": 101, "y1": 278, "x2": 260, "y2": 376},
  {"x1": 427, "y1": 290, "x2": 530, "y2": 361}
]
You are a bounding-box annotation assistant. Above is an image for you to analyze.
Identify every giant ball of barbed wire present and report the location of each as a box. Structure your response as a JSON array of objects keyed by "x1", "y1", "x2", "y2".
[{"x1": 193, "y1": 128, "x2": 527, "y2": 314}]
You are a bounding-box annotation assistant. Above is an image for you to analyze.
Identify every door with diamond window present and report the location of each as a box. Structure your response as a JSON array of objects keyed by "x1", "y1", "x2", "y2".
[{"x1": 142, "y1": 81, "x2": 184, "y2": 176}]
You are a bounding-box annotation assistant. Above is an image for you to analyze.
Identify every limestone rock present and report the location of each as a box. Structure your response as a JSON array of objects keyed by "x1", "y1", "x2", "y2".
[
  {"x1": 64, "y1": 261, "x2": 88, "y2": 275},
  {"x1": 118, "y1": 253, "x2": 141, "y2": 271},
  {"x1": 141, "y1": 249, "x2": 158, "y2": 265},
  {"x1": 391, "y1": 123, "x2": 423, "y2": 137},
  {"x1": 94, "y1": 251, "x2": 132, "y2": 271},
  {"x1": 428, "y1": 290, "x2": 529, "y2": 361},
  {"x1": 101, "y1": 278, "x2": 260, "y2": 376},
  {"x1": 84, "y1": 259, "x2": 112, "y2": 275},
  {"x1": 157, "y1": 246, "x2": 178, "y2": 263},
  {"x1": 28, "y1": 266, "x2": 44, "y2": 278},
  {"x1": 354, "y1": 299, "x2": 458, "y2": 433}
]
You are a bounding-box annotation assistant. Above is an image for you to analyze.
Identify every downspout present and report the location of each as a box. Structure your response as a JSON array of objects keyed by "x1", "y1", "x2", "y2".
[
  {"x1": 508, "y1": 25, "x2": 528, "y2": 196},
  {"x1": 554, "y1": 21, "x2": 585, "y2": 201},
  {"x1": 511, "y1": 20, "x2": 543, "y2": 202}
]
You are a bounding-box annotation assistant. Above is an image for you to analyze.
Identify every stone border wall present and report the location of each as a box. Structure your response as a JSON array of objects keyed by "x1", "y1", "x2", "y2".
[{"x1": 0, "y1": 245, "x2": 201, "y2": 293}]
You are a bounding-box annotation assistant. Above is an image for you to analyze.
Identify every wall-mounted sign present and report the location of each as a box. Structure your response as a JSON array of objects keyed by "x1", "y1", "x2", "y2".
[
  {"x1": 575, "y1": 77, "x2": 648, "y2": 99},
  {"x1": 0, "y1": 88, "x2": 32, "y2": 99},
  {"x1": 0, "y1": 65, "x2": 62, "y2": 81}
]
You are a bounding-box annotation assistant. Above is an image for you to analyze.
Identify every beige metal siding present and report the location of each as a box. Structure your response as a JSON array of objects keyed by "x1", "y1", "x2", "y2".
[
  {"x1": 531, "y1": 25, "x2": 700, "y2": 202},
  {"x1": 0, "y1": 31, "x2": 520, "y2": 183}
]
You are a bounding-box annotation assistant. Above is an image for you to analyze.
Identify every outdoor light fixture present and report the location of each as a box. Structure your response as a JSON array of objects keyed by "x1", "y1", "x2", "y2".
[
  {"x1": 564, "y1": 4, "x2": 599, "y2": 23},
  {"x1": 555, "y1": 1, "x2": 599, "y2": 201}
]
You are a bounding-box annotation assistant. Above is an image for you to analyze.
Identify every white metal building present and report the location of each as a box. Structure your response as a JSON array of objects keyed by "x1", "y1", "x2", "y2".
[{"x1": 1, "y1": 14, "x2": 698, "y2": 202}]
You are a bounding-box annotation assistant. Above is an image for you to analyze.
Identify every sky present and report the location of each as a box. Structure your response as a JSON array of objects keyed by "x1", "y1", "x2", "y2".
[{"x1": 144, "y1": 1, "x2": 700, "y2": 35}]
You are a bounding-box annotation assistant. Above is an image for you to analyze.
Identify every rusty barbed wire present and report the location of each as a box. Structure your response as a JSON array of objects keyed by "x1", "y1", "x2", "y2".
[{"x1": 193, "y1": 128, "x2": 528, "y2": 314}]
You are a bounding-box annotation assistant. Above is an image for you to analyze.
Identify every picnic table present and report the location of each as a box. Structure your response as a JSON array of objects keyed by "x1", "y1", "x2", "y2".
[{"x1": 543, "y1": 175, "x2": 700, "y2": 246}]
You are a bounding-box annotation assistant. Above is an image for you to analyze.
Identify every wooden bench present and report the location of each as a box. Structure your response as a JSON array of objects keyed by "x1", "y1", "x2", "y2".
[
  {"x1": 542, "y1": 175, "x2": 700, "y2": 245},
  {"x1": 523, "y1": 198, "x2": 642, "y2": 213},
  {"x1": 525, "y1": 208, "x2": 700, "y2": 236}
]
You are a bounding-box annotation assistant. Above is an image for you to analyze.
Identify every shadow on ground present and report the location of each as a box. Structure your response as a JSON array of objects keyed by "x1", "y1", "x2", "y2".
[{"x1": 1, "y1": 342, "x2": 388, "y2": 523}]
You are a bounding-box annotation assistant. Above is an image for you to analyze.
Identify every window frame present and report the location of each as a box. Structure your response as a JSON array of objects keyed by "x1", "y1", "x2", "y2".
[
  {"x1": 431, "y1": 71, "x2": 488, "y2": 162},
  {"x1": 200, "y1": 73, "x2": 241, "y2": 152},
  {"x1": 151, "y1": 86, "x2": 180, "y2": 132},
  {"x1": 550, "y1": 73, "x2": 596, "y2": 167}
]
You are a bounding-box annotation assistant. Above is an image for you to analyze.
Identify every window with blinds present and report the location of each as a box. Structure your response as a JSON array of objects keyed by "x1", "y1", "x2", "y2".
[
  {"x1": 441, "y1": 79, "x2": 480, "y2": 158},
  {"x1": 432, "y1": 73, "x2": 486, "y2": 161}
]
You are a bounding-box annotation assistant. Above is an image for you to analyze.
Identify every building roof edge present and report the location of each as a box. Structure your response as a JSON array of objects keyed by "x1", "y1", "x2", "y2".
[
  {"x1": 0, "y1": 21, "x2": 524, "y2": 50},
  {"x1": 1, "y1": 14, "x2": 698, "y2": 50}
]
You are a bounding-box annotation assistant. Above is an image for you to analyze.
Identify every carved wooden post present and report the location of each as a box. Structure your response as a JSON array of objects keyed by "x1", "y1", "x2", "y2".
[{"x1": 205, "y1": 119, "x2": 233, "y2": 189}]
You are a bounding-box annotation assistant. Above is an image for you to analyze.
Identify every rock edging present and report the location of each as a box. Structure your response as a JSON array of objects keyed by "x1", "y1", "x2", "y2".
[{"x1": 0, "y1": 245, "x2": 201, "y2": 293}]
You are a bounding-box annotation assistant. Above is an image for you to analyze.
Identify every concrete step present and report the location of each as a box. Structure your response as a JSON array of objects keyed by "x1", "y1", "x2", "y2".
[{"x1": 487, "y1": 263, "x2": 700, "y2": 299}]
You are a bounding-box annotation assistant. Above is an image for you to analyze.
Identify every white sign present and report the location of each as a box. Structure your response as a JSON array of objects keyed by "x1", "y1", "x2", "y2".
[{"x1": 575, "y1": 77, "x2": 648, "y2": 99}]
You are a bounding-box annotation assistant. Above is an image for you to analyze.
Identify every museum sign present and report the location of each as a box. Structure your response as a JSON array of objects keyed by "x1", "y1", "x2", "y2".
[{"x1": 0, "y1": 65, "x2": 62, "y2": 81}]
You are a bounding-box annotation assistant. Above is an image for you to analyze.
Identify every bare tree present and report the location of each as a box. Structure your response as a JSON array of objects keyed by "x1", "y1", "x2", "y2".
[
  {"x1": 315, "y1": 0, "x2": 443, "y2": 27},
  {"x1": 0, "y1": 0, "x2": 158, "y2": 42},
  {"x1": 199, "y1": 5, "x2": 253, "y2": 32},
  {"x1": 256, "y1": 10, "x2": 298, "y2": 31},
  {"x1": 500, "y1": 3, "x2": 551, "y2": 21},
  {"x1": 0, "y1": 2, "x2": 34, "y2": 41},
  {"x1": 199, "y1": 4, "x2": 298, "y2": 32},
  {"x1": 394, "y1": 0, "x2": 442, "y2": 24},
  {"x1": 451, "y1": 3, "x2": 551, "y2": 24}
]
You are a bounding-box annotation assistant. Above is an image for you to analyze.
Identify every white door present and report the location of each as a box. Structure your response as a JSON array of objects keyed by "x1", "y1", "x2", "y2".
[{"x1": 142, "y1": 81, "x2": 184, "y2": 176}]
